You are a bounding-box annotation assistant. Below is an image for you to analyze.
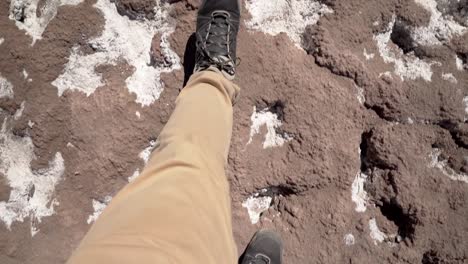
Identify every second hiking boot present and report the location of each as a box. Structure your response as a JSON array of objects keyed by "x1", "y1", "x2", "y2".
[{"x1": 239, "y1": 230, "x2": 283, "y2": 264}]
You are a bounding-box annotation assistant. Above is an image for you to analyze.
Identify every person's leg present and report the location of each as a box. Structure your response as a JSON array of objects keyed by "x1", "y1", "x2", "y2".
[
  {"x1": 67, "y1": 0, "x2": 243, "y2": 263},
  {"x1": 67, "y1": 69, "x2": 240, "y2": 264}
]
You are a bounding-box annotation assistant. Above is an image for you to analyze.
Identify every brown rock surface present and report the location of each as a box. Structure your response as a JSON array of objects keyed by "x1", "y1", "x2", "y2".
[{"x1": 0, "y1": 0, "x2": 467, "y2": 263}]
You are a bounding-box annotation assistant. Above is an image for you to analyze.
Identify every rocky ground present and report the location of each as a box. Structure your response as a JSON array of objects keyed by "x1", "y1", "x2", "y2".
[{"x1": 0, "y1": 0, "x2": 467, "y2": 263}]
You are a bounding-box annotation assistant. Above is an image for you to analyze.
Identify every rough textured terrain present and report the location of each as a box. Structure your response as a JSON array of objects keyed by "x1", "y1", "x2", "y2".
[{"x1": 0, "y1": 0, "x2": 467, "y2": 263}]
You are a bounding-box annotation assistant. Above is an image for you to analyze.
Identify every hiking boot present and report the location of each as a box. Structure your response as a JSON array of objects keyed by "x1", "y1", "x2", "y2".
[
  {"x1": 239, "y1": 230, "x2": 283, "y2": 264},
  {"x1": 194, "y1": 0, "x2": 241, "y2": 80}
]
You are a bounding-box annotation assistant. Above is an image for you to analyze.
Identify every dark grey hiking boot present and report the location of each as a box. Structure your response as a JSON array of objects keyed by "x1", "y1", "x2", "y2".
[
  {"x1": 194, "y1": 0, "x2": 241, "y2": 80},
  {"x1": 239, "y1": 230, "x2": 283, "y2": 264}
]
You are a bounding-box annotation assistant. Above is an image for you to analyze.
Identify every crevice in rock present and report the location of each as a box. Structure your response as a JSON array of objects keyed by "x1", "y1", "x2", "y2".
[
  {"x1": 359, "y1": 129, "x2": 418, "y2": 243},
  {"x1": 378, "y1": 198, "x2": 417, "y2": 242},
  {"x1": 359, "y1": 129, "x2": 397, "y2": 171},
  {"x1": 359, "y1": 130, "x2": 372, "y2": 171},
  {"x1": 366, "y1": 104, "x2": 396, "y2": 122},
  {"x1": 257, "y1": 183, "x2": 307, "y2": 198},
  {"x1": 256, "y1": 100, "x2": 286, "y2": 122},
  {"x1": 268, "y1": 101, "x2": 286, "y2": 122},
  {"x1": 422, "y1": 250, "x2": 467, "y2": 264},
  {"x1": 457, "y1": 52, "x2": 468, "y2": 65},
  {"x1": 436, "y1": 120, "x2": 468, "y2": 149},
  {"x1": 390, "y1": 20, "x2": 415, "y2": 54},
  {"x1": 303, "y1": 26, "x2": 400, "y2": 123},
  {"x1": 422, "y1": 250, "x2": 442, "y2": 264}
]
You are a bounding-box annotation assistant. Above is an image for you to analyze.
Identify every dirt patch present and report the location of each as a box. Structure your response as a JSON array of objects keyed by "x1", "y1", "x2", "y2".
[{"x1": 0, "y1": 0, "x2": 467, "y2": 263}]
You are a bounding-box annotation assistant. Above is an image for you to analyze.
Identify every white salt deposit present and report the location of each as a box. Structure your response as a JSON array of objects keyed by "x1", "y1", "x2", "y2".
[
  {"x1": 135, "y1": 111, "x2": 141, "y2": 119},
  {"x1": 464, "y1": 96, "x2": 468, "y2": 121},
  {"x1": 87, "y1": 196, "x2": 112, "y2": 224},
  {"x1": 378, "y1": 71, "x2": 393, "y2": 79},
  {"x1": 22, "y1": 69, "x2": 29, "y2": 80},
  {"x1": 22, "y1": 69, "x2": 32, "y2": 82},
  {"x1": 127, "y1": 169, "x2": 140, "y2": 183},
  {"x1": 412, "y1": 0, "x2": 467, "y2": 46},
  {"x1": 52, "y1": 0, "x2": 181, "y2": 106},
  {"x1": 343, "y1": 233, "x2": 355, "y2": 246},
  {"x1": 0, "y1": 38, "x2": 4, "y2": 45},
  {"x1": 0, "y1": 108, "x2": 65, "y2": 236},
  {"x1": 429, "y1": 148, "x2": 468, "y2": 183},
  {"x1": 0, "y1": 74, "x2": 14, "y2": 99},
  {"x1": 247, "y1": 106, "x2": 292, "y2": 149},
  {"x1": 28, "y1": 120, "x2": 35, "y2": 128},
  {"x1": 355, "y1": 85, "x2": 365, "y2": 105},
  {"x1": 14, "y1": 101, "x2": 25, "y2": 120},
  {"x1": 374, "y1": 16, "x2": 434, "y2": 81},
  {"x1": 351, "y1": 172, "x2": 368, "y2": 212},
  {"x1": 374, "y1": 1, "x2": 467, "y2": 81},
  {"x1": 369, "y1": 218, "x2": 387, "y2": 245},
  {"x1": 242, "y1": 194, "x2": 272, "y2": 224},
  {"x1": 9, "y1": 0, "x2": 83, "y2": 45},
  {"x1": 441, "y1": 73, "x2": 457, "y2": 84},
  {"x1": 127, "y1": 140, "x2": 157, "y2": 182},
  {"x1": 139, "y1": 140, "x2": 156, "y2": 163},
  {"x1": 244, "y1": 0, "x2": 333, "y2": 49},
  {"x1": 363, "y1": 48, "x2": 375, "y2": 60}
]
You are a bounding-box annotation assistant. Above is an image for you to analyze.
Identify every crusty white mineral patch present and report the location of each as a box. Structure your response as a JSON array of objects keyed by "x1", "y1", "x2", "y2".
[
  {"x1": 441, "y1": 73, "x2": 457, "y2": 84},
  {"x1": 87, "y1": 196, "x2": 112, "y2": 224},
  {"x1": 128, "y1": 140, "x2": 157, "y2": 182},
  {"x1": 0, "y1": 108, "x2": 65, "y2": 236},
  {"x1": 429, "y1": 148, "x2": 468, "y2": 183},
  {"x1": 9, "y1": 0, "x2": 83, "y2": 45},
  {"x1": 14, "y1": 101, "x2": 26, "y2": 120},
  {"x1": 139, "y1": 140, "x2": 156, "y2": 163},
  {"x1": 363, "y1": 48, "x2": 375, "y2": 60},
  {"x1": 464, "y1": 97, "x2": 468, "y2": 121},
  {"x1": 374, "y1": 16, "x2": 434, "y2": 81},
  {"x1": 352, "y1": 172, "x2": 368, "y2": 212},
  {"x1": 0, "y1": 74, "x2": 14, "y2": 99},
  {"x1": 245, "y1": 0, "x2": 333, "y2": 49},
  {"x1": 413, "y1": 0, "x2": 467, "y2": 46},
  {"x1": 22, "y1": 69, "x2": 28, "y2": 80},
  {"x1": 127, "y1": 169, "x2": 140, "y2": 183},
  {"x1": 242, "y1": 193, "x2": 272, "y2": 224},
  {"x1": 135, "y1": 111, "x2": 141, "y2": 119},
  {"x1": 247, "y1": 106, "x2": 292, "y2": 149},
  {"x1": 54, "y1": 46, "x2": 106, "y2": 96},
  {"x1": 0, "y1": 38, "x2": 4, "y2": 45},
  {"x1": 343, "y1": 233, "x2": 355, "y2": 246},
  {"x1": 355, "y1": 85, "x2": 365, "y2": 105},
  {"x1": 369, "y1": 218, "x2": 387, "y2": 245},
  {"x1": 52, "y1": 0, "x2": 180, "y2": 106},
  {"x1": 378, "y1": 71, "x2": 393, "y2": 79}
]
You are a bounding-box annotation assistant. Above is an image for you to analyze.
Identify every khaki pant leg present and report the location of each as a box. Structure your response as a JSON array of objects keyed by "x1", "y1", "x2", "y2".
[{"x1": 67, "y1": 70, "x2": 240, "y2": 264}]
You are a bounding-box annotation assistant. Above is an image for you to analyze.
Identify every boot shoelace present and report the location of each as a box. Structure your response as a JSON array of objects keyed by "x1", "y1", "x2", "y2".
[
  {"x1": 246, "y1": 254, "x2": 271, "y2": 264},
  {"x1": 196, "y1": 11, "x2": 237, "y2": 75}
]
